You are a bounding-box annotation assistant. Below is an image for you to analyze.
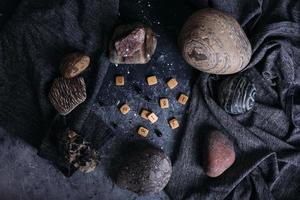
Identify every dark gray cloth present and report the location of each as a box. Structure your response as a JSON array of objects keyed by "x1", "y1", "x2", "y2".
[
  {"x1": 0, "y1": 0, "x2": 300, "y2": 199},
  {"x1": 167, "y1": 0, "x2": 300, "y2": 200}
]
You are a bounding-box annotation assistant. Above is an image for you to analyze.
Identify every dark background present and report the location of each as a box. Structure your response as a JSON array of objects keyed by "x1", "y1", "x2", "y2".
[{"x1": 1, "y1": 0, "x2": 300, "y2": 200}]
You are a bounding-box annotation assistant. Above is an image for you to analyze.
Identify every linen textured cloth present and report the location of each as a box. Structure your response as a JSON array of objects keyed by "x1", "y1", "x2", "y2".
[
  {"x1": 0, "y1": 0, "x2": 300, "y2": 199},
  {"x1": 167, "y1": 0, "x2": 300, "y2": 199}
]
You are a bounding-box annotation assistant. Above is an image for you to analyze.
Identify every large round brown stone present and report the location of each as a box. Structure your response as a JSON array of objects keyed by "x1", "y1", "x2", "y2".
[{"x1": 178, "y1": 9, "x2": 252, "y2": 74}]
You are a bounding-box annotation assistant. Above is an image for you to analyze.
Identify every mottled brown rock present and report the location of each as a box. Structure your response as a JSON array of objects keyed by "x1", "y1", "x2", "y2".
[
  {"x1": 49, "y1": 77, "x2": 87, "y2": 115},
  {"x1": 109, "y1": 24, "x2": 157, "y2": 64},
  {"x1": 116, "y1": 148, "x2": 172, "y2": 195},
  {"x1": 63, "y1": 130, "x2": 98, "y2": 173},
  {"x1": 59, "y1": 52, "x2": 90, "y2": 78},
  {"x1": 179, "y1": 9, "x2": 252, "y2": 74},
  {"x1": 204, "y1": 130, "x2": 235, "y2": 177}
]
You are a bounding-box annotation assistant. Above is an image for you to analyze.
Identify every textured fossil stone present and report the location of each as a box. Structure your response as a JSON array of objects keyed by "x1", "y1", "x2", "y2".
[
  {"x1": 49, "y1": 77, "x2": 87, "y2": 115},
  {"x1": 62, "y1": 130, "x2": 98, "y2": 173},
  {"x1": 116, "y1": 148, "x2": 172, "y2": 195},
  {"x1": 109, "y1": 24, "x2": 157, "y2": 64},
  {"x1": 59, "y1": 52, "x2": 90, "y2": 78},
  {"x1": 218, "y1": 76, "x2": 256, "y2": 114},
  {"x1": 204, "y1": 130, "x2": 235, "y2": 177},
  {"x1": 178, "y1": 9, "x2": 252, "y2": 74}
]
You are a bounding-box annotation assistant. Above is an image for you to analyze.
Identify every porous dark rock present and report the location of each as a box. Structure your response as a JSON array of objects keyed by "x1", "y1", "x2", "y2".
[
  {"x1": 179, "y1": 9, "x2": 252, "y2": 74},
  {"x1": 109, "y1": 24, "x2": 157, "y2": 64},
  {"x1": 62, "y1": 130, "x2": 98, "y2": 173},
  {"x1": 59, "y1": 52, "x2": 90, "y2": 78},
  {"x1": 116, "y1": 148, "x2": 172, "y2": 195},
  {"x1": 204, "y1": 130, "x2": 235, "y2": 177},
  {"x1": 49, "y1": 77, "x2": 87, "y2": 115},
  {"x1": 218, "y1": 76, "x2": 256, "y2": 114}
]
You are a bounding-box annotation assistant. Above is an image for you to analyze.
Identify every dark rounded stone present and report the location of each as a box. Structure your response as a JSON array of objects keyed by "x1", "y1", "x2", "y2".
[
  {"x1": 218, "y1": 76, "x2": 256, "y2": 114},
  {"x1": 179, "y1": 9, "x2": 252, "y2": 74},
  {"x1": 116, "y1": 148, "x2": 172, "y2": 195},
  {"x1": 204, "y1": 130, "x2": 235, "y2": 177}
]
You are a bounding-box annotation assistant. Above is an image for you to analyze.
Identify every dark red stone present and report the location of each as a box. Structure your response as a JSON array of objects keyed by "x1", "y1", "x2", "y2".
[
  {"x1": 115, "y1": 27, "x2": 145, "y2": 57},
  {"x1": 204, "y1": 130, "x2": 235, "y2": 177}
]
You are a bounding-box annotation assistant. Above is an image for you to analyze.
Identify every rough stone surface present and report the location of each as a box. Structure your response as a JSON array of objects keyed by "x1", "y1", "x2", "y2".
[
  {"x1": 48, "y1": 77, "x2": 87, "y2": 115},
  {"x1": 59, "y1": 52, "x2": 90, "y2": 79},
  {"x1": 63, "y1": 130, "x2": 98, "y2": 173},
  {"x1": 218, "y1": 76, "x2": 256, "y2": 114},
  {"x1": 109, "y1": 24, "x2": 157, "y2": 64},
  {"x1": 116, "y1": 148, "x2": 172, "y2": 195},
  {"x1": 179, "y1": 9, "x2": 252, "y2": 74},
  {"x1": 115, "y1": 27, "x2": 146, "y2": 57},
  {"x1": 204, "y1": 130, "x2": 235, "y2": 178}
]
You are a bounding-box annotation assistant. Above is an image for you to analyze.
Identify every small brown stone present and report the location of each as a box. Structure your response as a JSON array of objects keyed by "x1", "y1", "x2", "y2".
[
  {"x1": 49, "y1": 77, "x2": 87, "y2": 115},
  {"x1": 109, "y1": 24, "x2": 157, "y2": 64},
  {"x1": 60, "y1": 52, "x2": 90, "y2": 78},
  {"x1": 204, "y1": 130, "x2": 235, "y2": 177}
]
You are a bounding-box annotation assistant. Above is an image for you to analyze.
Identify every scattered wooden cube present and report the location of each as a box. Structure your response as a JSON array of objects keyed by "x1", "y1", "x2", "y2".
[
  {"x1": 167, "y1": 78, "x2": 178, "y2": 89},
  {"x1": 148, "y1": 112, "x2": 158, "y2": 124},
  {"x1": 178, "y1": 93, "x2": 189, "y2": 105},
  {"x1": 169, "y1": 118, "x2": 179, "y2": 129},
  {"x1": 159, "y1": 98, "x2": 169, "y2": 109},
  {"x1": 140, "y1": 109, "x2": 150, "y2": 120},
  {"x1": 147, "y1": 75, "x2": 158, "y2": 86},
  {"x1": 120, "y1": 103, "x2": 130, "y2": 115},
  {"x1": 138, "y1": 126, "x2": 149, "y2": 137},
  {"x1": 115, "y1": 76, "x2": 125, "y2": 86}
]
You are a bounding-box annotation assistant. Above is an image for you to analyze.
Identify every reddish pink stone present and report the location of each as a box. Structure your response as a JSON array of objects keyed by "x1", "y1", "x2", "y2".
[
  {"x1": 115, "y1": 27, "x2": 146, "y2": 57},
  {"x1": 204, "y1": 130, "x2": 235, "y2": 177}
]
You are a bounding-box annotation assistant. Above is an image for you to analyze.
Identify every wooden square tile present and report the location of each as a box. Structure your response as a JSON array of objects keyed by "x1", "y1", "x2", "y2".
[
  {"x1": 120, "y1": 103, "x2": 130, "y2": 114},
  {"x1": 160, "y1": 98, "x2": 169, "y2": 109},
  {"x1": 115, "y1": 76, "x2": 125, "y2": 86},
  {"x1": 138, "y1": 126, "x2": 149, "y2": 137},
  {"x1": 147, "y1": 75, "x2": 158, "y2": 86},
  {"x1": 169, "y1": 118, "x2": 179, "y2": 129},
  {"x1": 178, "y1": 93, "x2": 189, "y2": 105},
  {"x1": 167, "y1": 78, "x2": 178, "y2": 89},
  {"x1": 148, "y1": 112, "x2": 158, "y2": 124},
  {"x1": 140, "y1": 109, "x2": 150, "y2": 120}
]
